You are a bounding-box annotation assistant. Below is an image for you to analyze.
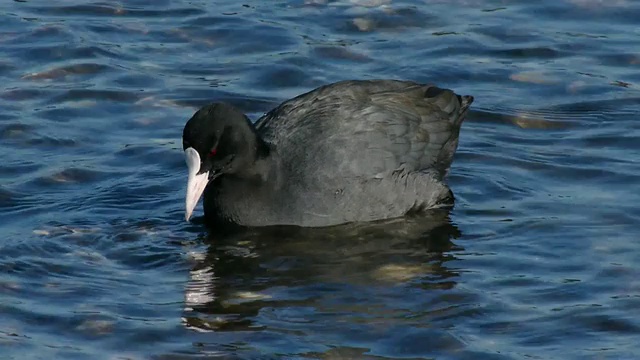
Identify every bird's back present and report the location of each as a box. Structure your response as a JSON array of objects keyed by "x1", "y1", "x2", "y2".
[
  {"x1": 231, "y1": 80, "x2": 474, "y2": 226},
  {"x1": 255, "y1": 79, "x2": 472, "y2": 183}
]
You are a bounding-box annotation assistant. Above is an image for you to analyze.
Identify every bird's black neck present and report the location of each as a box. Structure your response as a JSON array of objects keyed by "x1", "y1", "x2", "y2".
[{"x1": 232, "y1": 125, "x2": 277, "y2": 186}]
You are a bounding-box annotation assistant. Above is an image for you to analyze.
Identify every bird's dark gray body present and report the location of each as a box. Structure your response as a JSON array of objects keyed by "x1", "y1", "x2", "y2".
[{"x1": 200, "y1": 80, "x2": 473, "y2": 227}]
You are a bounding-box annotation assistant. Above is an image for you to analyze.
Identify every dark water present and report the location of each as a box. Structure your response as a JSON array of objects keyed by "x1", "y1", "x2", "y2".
[{"x1": 1, "y1": 0, "x2": 639, "y2": 358}]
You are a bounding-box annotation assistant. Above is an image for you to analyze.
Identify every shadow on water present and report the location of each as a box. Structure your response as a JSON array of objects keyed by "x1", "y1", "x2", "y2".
[
  {"x1": 182, "y1": 209, "x2": 462, "y2": 334},
  {"x1": 172, "y1": 210, "x2": 485, "y2": 357}
]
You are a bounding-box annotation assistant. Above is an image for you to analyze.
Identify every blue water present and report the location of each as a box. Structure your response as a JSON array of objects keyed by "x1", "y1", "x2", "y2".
[{"x1": 1, "y1": 1, "x2": 639, "y2": 359}]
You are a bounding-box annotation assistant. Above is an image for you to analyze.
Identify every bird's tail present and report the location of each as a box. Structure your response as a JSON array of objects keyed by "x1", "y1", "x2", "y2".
[
  {"x1": 424, "y1": 85, "x2": 474, "y2": 126},
  {"x1": 423, "y1": 86, "x2": 474, "y2": 177}
]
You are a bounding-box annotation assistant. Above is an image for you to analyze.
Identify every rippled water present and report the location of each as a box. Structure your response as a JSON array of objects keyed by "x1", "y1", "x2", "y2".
[{"x1": 1, "y1": 0, "x2": 639, "y2": 359}]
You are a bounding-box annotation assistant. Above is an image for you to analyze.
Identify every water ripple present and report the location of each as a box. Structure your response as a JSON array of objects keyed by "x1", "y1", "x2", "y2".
[{"x1": 1, "y1": 0, "x2": 639, "y2": 358}]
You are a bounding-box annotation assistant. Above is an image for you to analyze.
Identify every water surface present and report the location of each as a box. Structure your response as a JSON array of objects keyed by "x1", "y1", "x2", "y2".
[{"x1": 1, "y1": 0, "x2": 639, "y2": 359}]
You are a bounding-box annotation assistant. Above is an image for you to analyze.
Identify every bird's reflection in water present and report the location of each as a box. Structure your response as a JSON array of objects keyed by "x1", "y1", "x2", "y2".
[{"x1": 182, "y1": 209, "x2": 463, "y2": 335}]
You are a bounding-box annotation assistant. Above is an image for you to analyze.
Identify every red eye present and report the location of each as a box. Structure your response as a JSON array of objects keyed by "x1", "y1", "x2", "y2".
[{"x1": 209, "y1": 148, "x2": 217, "y2": 157}]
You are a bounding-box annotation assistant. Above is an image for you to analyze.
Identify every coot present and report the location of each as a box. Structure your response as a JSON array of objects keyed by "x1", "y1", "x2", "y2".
[{"x1": 182, "y1": 80, "x2": 473, "y2": 227}]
